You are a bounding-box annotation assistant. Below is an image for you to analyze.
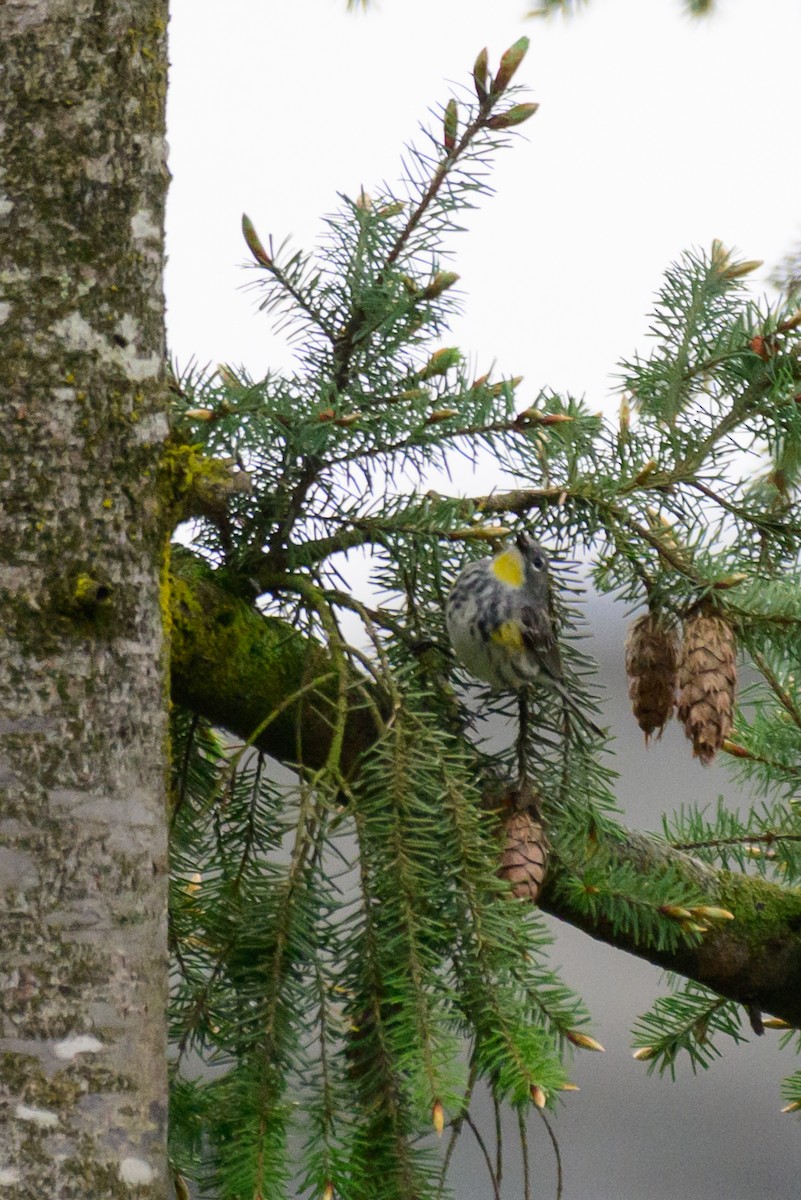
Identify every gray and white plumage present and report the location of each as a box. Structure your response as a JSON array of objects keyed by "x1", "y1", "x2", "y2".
[{"x1": 446, "y1": 534, "x2": 602, "y2": 736}]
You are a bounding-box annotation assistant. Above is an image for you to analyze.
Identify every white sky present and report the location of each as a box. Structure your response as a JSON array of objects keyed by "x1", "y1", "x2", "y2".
[
  {"x1": 166, "y1": 0, "x2": 801, "y2": 413},
  {"x1": 165, "y1": 3, "x2": 801, "y2": 1196}
]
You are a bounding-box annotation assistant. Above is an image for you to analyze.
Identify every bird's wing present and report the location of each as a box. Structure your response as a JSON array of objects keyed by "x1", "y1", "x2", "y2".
[{"x1": 519, "y1": 603, "x2": 564, "y2": 682}]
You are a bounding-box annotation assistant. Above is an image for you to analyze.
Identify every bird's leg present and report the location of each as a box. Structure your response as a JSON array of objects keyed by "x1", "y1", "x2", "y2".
[{"x1": 516, "y1": 689, "x2": 529, "y2": 788}]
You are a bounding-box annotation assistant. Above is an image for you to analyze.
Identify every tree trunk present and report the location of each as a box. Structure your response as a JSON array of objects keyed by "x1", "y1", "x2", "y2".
[{"x1": 0, "y1": 1, "x2": 170, "y2": 1193}]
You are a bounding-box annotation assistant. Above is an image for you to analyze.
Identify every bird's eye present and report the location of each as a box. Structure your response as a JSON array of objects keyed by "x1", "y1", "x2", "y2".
[{"x1": 532, "y1": 554, "x2": 543, "y2": 570}]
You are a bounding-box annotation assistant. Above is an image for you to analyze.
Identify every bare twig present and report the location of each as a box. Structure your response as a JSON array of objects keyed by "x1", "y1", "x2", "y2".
[
  {"x1": 464, "y1": 1110, "x2": 502, "y2": 1200},
  {"x1": 537, "y1": 1106, "x2": 564, "y2": 1200}
]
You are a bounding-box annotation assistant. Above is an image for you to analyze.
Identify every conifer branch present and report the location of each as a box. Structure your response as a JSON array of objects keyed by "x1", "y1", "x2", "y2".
[
  {"x1": 168, "y1": 42, "x2": 801, "y2": 1189},
  {"x1": 671, "y1": 832, "x2": 801, "y2": 854},
  {"x1": 169, "y1": 551, "x2": 384, "y2": 774},
  {"x1": 539, "y1": 831, "x2": 801, "y2": 1028},
  {"x1": 170, "y1": 562, "x2": 801, "y2": 1028},
  {"x1": 747, "y1": 646, "x2": 801, "y2": 732}
]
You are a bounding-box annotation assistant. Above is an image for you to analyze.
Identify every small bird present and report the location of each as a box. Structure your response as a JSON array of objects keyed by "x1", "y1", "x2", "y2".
[{"x1": 446, "y1": 533, "x2": 603, "y2": 742}]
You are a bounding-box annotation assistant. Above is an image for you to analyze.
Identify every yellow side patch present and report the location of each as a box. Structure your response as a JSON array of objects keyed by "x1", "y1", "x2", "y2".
[
  {"x1": 491, "y1": 548, "x2": 524, "y2": 588},
  {"x1": 491, "y1": 620, "x2": 524, "y2": 650}
]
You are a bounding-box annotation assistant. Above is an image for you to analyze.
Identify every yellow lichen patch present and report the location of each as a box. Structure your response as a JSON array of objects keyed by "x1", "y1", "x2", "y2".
[
  {"x1": 491, "y1": 548, "x2": 524, "y2": 588},
  {"x1": 72, "y1": 573, "x2": 112, "y2": 610},
  {"x1": 491, "y1": 620, "x2": 523, "y2": 650},
  {"x1": 159, "y1": 539, "x2": 173, "y2": 642},
  {"x1": 159, "y1": 441, "x2": 247, "y2": 527}
]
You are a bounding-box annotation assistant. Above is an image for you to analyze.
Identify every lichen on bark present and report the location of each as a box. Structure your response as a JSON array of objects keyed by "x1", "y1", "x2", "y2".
[{"x1": 0, "y1": 0, "x2": 171, "y2": 1192}]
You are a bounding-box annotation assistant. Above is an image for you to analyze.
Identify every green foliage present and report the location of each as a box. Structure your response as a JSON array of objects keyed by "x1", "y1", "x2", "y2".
[
  {"x1": 662, "y1": 794, "x2": 801, "y2": 883},
  {"x1": 632, "y1": 980, "x2": 746, "y2": 1078},
  {"x1": 781, "y1": 1067, "x2": 801, "y2": 1117},
  {"x1": 167, "y1": 705, "x2": 588, "y2": 1196},
  {"x1": 167, "y1": 39, "x2": 801, "y2": 1199}
]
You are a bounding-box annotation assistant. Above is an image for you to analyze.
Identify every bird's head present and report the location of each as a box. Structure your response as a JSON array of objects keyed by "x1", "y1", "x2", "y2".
[
  {"x1": 515, "y1": 533, "x2": 549, "y2": 578},
  {"x1": 512, "y1": 534, "x2": 552, "y2": 601}
]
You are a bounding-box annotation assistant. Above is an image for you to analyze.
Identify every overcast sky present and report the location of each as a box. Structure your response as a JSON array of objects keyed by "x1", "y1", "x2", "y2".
[{"x1": 165, "y1": 1, "x2": 801, "y2": 1195}]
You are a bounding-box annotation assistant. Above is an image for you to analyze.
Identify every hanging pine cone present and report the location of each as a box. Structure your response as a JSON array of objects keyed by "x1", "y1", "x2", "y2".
[
  {"x1": 499, "y1": 808, "x2": 549, "y2": 902},
  {"x1": 624, "y1": 613, "x2": 679, "y2": 743},
  {"x1": 677, "y1": 612, "x2": 737, "y2": 765}
]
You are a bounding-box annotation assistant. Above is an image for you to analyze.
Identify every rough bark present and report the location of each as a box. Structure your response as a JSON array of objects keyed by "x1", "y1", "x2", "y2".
[
  {"x1": 170, "y1": 566, "x2": 801, "y2": 1029},
  {"x1": 0, "y1": 2, "x2": 170, "y2": 1194}
]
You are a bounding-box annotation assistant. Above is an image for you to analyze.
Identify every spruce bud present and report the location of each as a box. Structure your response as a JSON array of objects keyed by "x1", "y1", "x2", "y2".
[
  {"x1": 487, "y1": 103, "x2": 539, "y2": 130},
  {"x1": 419, "y1": 271, "x2": 460, "y2": 299},
  {"x1": 565, "y1": 1030, "x2": 605, "y2": 1052},
  {"x1": 722, "y1": 258, "x2": 763, "y2": 280},
  {"x1": 419, "y1": 347, "x2": 461, "y2": 379},
  {"x1": 473, "y1": 47, "x2": 489, "y2": 100},
  {"x1": 443, "y1": 99, "x2": 458, "y2": 152},
  {"x1": 777, "y1": 310, "x2": 801, "y2": 334},
  {"x1": 241, "y1": 213, "x2": 271, "y2": 267},
  {"x1": 493, "y1": 37, "x2": 530, "y2": 93},
  {"x1": 689, "y1": 905, "x2": 734, "y2": 922},
  {"x1": 659, "y1": 905, "x2": 694, "y2": 921}
]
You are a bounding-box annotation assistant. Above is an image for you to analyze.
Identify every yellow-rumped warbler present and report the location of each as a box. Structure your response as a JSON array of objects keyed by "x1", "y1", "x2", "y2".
[{"x1": 446, "y1": 533, "x2": 602, "y2": 737}]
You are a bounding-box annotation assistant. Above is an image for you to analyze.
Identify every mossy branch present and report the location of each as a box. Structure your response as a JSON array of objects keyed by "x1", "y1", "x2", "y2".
[
  {"x1": 169, "y1": 560, "x2": 801, "y2": 1028},
  {"x1": 169, "y1": 550, "x2": 382, "y2": 775},
  {"x1": 538, "y1": 833, "x2": 801, "y2": 1028}
]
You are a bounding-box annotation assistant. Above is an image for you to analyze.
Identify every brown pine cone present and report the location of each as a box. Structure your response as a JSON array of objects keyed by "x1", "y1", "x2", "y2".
[
  {"x1": 499, "y1": 808, "x2": 549, "y2": 902},
  {"x1": 624, "y1": 613, "x2": 679, "y2": 743},
  {"x1": 677, "y1": 612, "x2": 737, "y2": 765}
]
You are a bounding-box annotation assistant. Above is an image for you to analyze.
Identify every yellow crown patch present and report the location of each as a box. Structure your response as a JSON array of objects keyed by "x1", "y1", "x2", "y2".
[{"x1": 491, "y1": 548, "x2": 524, "y2": 588}]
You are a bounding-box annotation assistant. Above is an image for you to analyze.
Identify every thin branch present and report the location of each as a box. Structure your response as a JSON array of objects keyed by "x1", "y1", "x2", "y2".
[
  {"x1": 749, "y1": 645, "x2": 801, "y2": 732},
  {"x1": 464, "y1": 1110, "x2": 502, "y2": 1200},
  {"x1": 493, "y1": 1091, "x2": 503, "y2": 1188},
  {"x1": 322, "y1": 405, "x2": 540, "y2": 470},
  {"x1": 436, "y1": 1059, "x2": 478, "y2": 1198},
  {"x1": 518, "y1": 1107, "x2": 531, "y2": 1200},
  {"x1": 671, "y1": 832, "x2": 801, "y2": 854},
  {"x1": 537, "y1": 1107, "x2": 564, "y2": 1200}
]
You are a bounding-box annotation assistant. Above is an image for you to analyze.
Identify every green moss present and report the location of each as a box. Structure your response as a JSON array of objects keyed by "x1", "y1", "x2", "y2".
[
  {"x1": 68, "y1": 1063, "x2": 136, "y2": 1094},
  {"x1": 168, "y1": 556, "x2": 384, "y2": 773},
  {"x1": 49, "y1": 569, "x2": 115, "y2": 637},
  {"x1": 0, "y1": 1054, "x2": 134, "y2": 1111},
  {"x1": 159, "y1": 441, "x2": 239, "y2": 528},
  {"x1": 72, "y1": 572, "x2": 114, "y2": 612},
  {"x1": 0, "y1": 1052, "x2": 43, "y2": 1096},
  {"x1": 717, "y1": 870, "x2": 801, "y2": 949}
]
